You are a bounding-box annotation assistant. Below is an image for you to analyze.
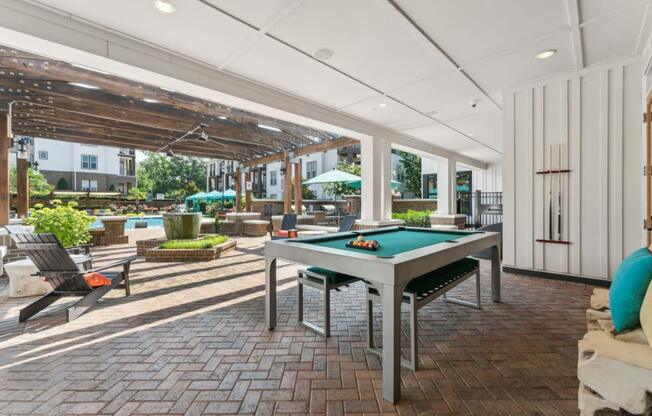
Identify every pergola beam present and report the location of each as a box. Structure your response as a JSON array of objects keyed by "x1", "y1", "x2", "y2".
[{"x1": 242, "y1": 137, "x2": 359, "y2": 167}]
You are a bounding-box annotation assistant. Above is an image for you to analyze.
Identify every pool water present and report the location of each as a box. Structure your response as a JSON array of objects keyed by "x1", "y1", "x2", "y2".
[{"x1": 89, "y1": 216, "x2": 163, "y2": 230}]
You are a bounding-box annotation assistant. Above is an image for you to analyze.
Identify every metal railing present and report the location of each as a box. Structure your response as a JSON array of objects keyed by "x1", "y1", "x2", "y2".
[{"x1": 458, "y1": 191, "x2": 503, "y2": 228}]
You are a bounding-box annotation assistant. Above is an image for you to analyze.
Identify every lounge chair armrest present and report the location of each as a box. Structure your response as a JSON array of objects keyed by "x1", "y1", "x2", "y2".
[{"x1": 87, "y1": 255, "x2": 137, "y2": 273}]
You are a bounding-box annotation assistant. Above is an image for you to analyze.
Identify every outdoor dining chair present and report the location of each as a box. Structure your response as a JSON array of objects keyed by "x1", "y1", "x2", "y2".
[
  {"x1": 271, "y1": 213, "x2": 297, "y2": 240},
  {"x1": 295, "y1": 214, "x2": 360, "y2": 337}
]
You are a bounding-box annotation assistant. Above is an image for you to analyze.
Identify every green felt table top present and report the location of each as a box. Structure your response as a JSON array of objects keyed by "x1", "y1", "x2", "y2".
[{"x1": 297, "y1": 226, "x2": 475, "y2": 257}]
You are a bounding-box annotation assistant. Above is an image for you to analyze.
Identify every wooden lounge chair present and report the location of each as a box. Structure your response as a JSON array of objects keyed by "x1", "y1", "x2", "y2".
[
  {"x1": 4, "y1": 224, "x2": 92, "y2": 256},
  {"x1": 10, "y1": 232, "x2": 136, "y2": 322},
  {"x1": 271, "y1": 213, "x2": 297, "y2": 240},
  {"x1": 366, "y1": 257, "x2": 480, "y2": 370}
]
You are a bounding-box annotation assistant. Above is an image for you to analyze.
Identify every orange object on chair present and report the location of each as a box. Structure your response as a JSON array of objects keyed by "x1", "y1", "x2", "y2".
[
  {"x1": 83, "y1": 272, "x2": 112, "y2": 288},
  {"x1": 276, "y1": 229, "x2": 298, "y2": 238}
]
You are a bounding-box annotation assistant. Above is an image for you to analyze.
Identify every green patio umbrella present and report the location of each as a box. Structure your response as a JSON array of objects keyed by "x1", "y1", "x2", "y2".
[{"x1": 303, "y1": 169, "x2": 361, "y2": 185}]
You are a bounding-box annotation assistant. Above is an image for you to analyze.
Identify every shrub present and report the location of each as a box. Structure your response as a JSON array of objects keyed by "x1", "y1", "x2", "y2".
[
  {"x1": 26, "y1": 202, "x2": 95, "y2": 247},
  {"x1": 159, "y1": 235, "x2": 228, "y2": 250},
  {"x1": 57, "y1": 177, "x2": 69, "y2": 190},
  {"x1": 198, "y1": 200, "x2": 207, "y2": 213},
  {"x1": 108, "y1": 184, "x2": 117, "y2": 192},
  {"x1": 392, "y1": 209, "x2": 431, "y2": 228},
  {"x1": 205, "y1": 202, "x2": 222, "y2": 218}
]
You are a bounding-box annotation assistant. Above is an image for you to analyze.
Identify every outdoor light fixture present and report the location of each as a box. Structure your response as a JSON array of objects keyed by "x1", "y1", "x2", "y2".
[
  {"x1": 153, "y1": 0, "x2": 175, "y2": 14},
  {"x1": 197, "y1": 123, "x2": 209, "y2": 141},
  {"x1": 157, "y1": 123, "x2": 210, "y2": 154},
  {"x1": 30, "y1": 161, "x2": 39, "y2": 171},
  {"x1": 16, "y1": 137, "x2": 28, "y2": 159},
  {"x1": 536, "y1": 49, "x2": 557, "y2": 59},
  {"x1": 68, "y1": 82, "x2": 100, "y2": 90}
]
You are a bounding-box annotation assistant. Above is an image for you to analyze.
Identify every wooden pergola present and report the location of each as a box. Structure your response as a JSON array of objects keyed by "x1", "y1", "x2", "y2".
[{"x1": 0, "y1": 45, "x2": 358, "y2": 224}]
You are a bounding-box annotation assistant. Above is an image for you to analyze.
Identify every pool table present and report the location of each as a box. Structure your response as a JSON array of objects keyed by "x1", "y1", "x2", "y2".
[{"x1": 264, "y1": 226, "x2": 501, "y2": 404}]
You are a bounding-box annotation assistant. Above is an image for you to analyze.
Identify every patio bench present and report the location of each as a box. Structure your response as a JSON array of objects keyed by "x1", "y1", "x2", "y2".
[{"x1": 366, "y1": 257, "x2": 480, "y2": 370}]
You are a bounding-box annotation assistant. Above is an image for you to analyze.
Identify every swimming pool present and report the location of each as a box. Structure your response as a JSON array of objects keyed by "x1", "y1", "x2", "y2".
[{"x1": 89, "y1": 216, "x2": 163, "y2": 230}]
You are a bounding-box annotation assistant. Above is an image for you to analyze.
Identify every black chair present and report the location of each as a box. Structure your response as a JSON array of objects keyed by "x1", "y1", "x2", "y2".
[
  {"x1": 10, "y1": 232, "x2": 136, "y2": 322},
  {"x1": 271, "y1": 213, "x2": 297, "y2": 240},
  {"x1": 338, "y1": 215, "x2": 357, "y2": 232}
]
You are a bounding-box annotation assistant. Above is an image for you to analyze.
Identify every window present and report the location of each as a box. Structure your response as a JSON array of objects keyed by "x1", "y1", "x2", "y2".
[
  {"x1": 395, "y1": 164, "x2": 405, "y2": 183},
  {"x1": 38, "y1": 151, "x2": 48, "y2": 160},
  {"x1": 81, "y1": 180, "x2": 98, "y2": 192},
  {"x1": 270, "y1": 170, "x2": 277, "y2": 186},
  {"x1": 81, "y1": 154, "x2": 98, "y2": 170},
  {"x1": 306, "y1": 161, "x2": 318, "y2": 179}
]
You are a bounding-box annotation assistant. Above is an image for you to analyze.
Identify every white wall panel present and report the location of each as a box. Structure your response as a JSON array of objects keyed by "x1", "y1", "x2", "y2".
[{"x1": 504, "y1": 59, "x2": 643, "y2": 280}]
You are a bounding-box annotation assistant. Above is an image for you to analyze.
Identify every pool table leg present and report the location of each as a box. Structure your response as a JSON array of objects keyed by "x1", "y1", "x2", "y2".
[
  {"x1": 266, "y1": 256, "x2": 277, "y2": 330},
  {"x1": 490, "y1": 245, "x2": 501, "y2": 302},
  {"x1": 381, "y1": 282, "x2": 403, "y2": 404}
]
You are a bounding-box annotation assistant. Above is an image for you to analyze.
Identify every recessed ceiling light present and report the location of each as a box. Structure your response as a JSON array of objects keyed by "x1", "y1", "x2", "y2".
[
  {"x1": 313, "y1": 48, "x2": 334, "y2": 61},
  {"x1": 258, "y1": 124, "x2": 282, "y2": 132},
  {"x1": 378, "y1": 103, "x2": 387, "y2": 108},
  {"x1": 143, "y1": 98, "x2": 159, "y2": 103},
  {"x1": 68, "y1": 82, "x2": 100, "y2": 90},
  {"x1": 153, "y1": 0, "x2": 175, "y2": 13},
  {"x1": 218, "y1": 116, "x2": 227, "y2": 120},
  {"x1": 536, "y1": 49, "x2": 557, "y2": 60},
  {"x1": 72, "y1": 64, "x2": 108, "y2": 75}
]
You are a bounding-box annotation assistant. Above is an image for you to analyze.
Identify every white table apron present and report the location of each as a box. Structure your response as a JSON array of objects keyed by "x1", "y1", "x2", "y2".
[{"x1": 264, "y1": 228, "x2": 501, "y2": 404}]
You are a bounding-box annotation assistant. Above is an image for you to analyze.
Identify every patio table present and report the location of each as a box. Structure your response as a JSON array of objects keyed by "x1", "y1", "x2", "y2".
[{"x1": 265, "y1": 226, "x2": 501, "y2": 403}]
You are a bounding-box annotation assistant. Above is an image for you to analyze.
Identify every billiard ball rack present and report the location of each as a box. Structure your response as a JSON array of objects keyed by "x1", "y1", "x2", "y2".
[{"x1": 345, "y1": 241, "x2": 379, "y2": 251}]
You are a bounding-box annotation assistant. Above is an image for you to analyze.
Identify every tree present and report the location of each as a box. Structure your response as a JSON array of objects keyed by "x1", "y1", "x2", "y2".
[
  {"x1": 398, "y1": 151, "x2": 422, "y2": 198},
  {"x1": 186, "y1": 180, "x2": 201, "y2": 196},
  {"x1": 322, "y1": 160, "x2": 361, "y2": 197},
  {"x1": 136, "y1": 152, "x2": 207, "y2": 196},
  {"x1": 56, "y1": 177, "x2": 69, "y2": 190},
  {"x1": 9, "y1": 167, "x2": 53, "y2": 196}
]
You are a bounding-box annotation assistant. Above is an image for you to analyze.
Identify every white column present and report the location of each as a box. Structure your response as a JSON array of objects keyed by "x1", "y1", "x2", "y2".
[
  {"x1": 437, "y1": 158, "x2": 457, "y2": 214},
  {"x1": 360, "y1": 136, "x2": 392, "y2": 221}
]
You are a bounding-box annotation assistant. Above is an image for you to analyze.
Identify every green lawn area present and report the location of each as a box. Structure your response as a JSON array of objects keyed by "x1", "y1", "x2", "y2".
[{"x1": 159, "y1": 235, "x2": 228, "y2": 249}]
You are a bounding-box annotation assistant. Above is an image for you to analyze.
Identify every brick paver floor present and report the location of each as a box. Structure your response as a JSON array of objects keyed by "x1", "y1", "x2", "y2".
[{"x1": 0, "y1": 228, "x2": 593, "y2": 415}]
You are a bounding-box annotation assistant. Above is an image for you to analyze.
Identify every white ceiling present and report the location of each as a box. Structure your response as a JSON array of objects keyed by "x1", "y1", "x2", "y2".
[{"x1": 27, "y1": 0, "x2": 652, "y2": 163}]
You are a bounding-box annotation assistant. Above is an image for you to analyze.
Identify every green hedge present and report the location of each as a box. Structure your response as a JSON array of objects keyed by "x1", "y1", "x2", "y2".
[
  {"x1": 391, "y1": 209, "x2": 431, "y2": 228},
  {"x1": 159, "y1": 235, "x2": 228, "y2": 250}
]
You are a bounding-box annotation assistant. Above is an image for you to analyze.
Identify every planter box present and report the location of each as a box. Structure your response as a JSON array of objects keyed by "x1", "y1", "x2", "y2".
[
  {"x1": 145, "y1": 239, "x2": 236, "y2": 262},
  {"x1": 136, "y1": 237, "x2": 167, "y2": 256},
  {"x1": 243, "y1": 220, "x2": 270, "y2": 237}
]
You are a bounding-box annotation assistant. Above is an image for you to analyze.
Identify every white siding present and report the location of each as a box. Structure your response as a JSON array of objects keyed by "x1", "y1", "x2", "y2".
[{"x1": 503, "y1": 59, "x2": 644, "y2": 280}]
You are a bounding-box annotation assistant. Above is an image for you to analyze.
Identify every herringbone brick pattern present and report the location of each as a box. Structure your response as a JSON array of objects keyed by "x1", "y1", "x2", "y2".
[{"x1": 0, "y1": 229, "x2": 593, "y2": 415}]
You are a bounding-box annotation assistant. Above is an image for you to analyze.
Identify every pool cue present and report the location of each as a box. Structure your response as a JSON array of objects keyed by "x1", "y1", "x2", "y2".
[
  {"x1": 557, "y1": 144, "x2": 562, "y2": 240},
  {"x1": 549, "y1": 145, "x2": 553, "y2": 240}
]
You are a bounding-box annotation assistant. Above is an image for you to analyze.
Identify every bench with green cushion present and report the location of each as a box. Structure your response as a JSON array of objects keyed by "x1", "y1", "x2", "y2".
[{"x1": 366, "y1": 257, "x2": 480, "y2": 370}]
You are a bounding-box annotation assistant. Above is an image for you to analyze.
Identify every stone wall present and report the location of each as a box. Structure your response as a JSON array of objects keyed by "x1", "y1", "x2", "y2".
[{"x1": 343, "y1": 195, "x2": 438, "y2": 216}]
